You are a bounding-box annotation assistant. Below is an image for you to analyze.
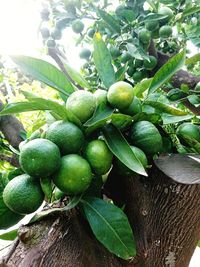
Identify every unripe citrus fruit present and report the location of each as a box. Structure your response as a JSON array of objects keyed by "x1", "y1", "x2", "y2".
[
  {"x1": 46, "y1": 120, "x2": 84, "y2": 155},
  {"x1": 19, "y1": 138, "x2": 61, "y2": 178},
  {"x1": 84, "y1": 140, "x2": 113, "y2": 175},
  {"x1": 94, "y1": 89, "x2": 107, "y2": 106},
  {"x1": 130, "y1": 121, "x2": 163, "y2": 154},
  {"x1": 107, "y1": 81, "x2": 134, "y2": 110},
  {"x1": 122, "y1": 96, "x2": 142, "y2": 116},
  {"x1": 121, "y1": 52, "x2": 132, "y2": 64},
  {"x1": 132, "y1": 71, "x2": 143, "y2": 82},
  {"x1": 158, "y1": 6, "x2": 173, "y2": 23},
  {"x1": 145, "y1": 20, "x2": 159, "y2": 31},
  {"x1": 133, "y1": 58, "x2": 143, "y2": 68},
  {"x1": 66, "y1": 90, "x2": 96, "y2": 123},
  {"x1": 144, "y1": 56, "x2": 157, "y2": 70},
  {"x1": 159, "y1": 25, "x2": 172, "y2": 38},
  {"x1": 53, "y1": 154, "x2": 92, "y2": 195},
  {"x1": 79, "y1": 48, "x2": 91, "y2": 59},
  {"x1": 3, "y1": 174, "x2": 44, "y2": 215},
  {"x1": 115, "y1": 146, "x2": 148, "y2": 176},
  {"x1": 138, "y1": 29, "x2": 151, "y2": 44},
  {"x1": 176, "y1": 123, "x2": 200, "y2": 142},
  {"x1": 72, "y1": 19, "x2": 84, "y2": 33},
  {"x1": 110, "y1": 46, "x2": 121, "y2": 59},
  {"x1": 87, "y1": 28, "x2": 95, "y2": 38}
]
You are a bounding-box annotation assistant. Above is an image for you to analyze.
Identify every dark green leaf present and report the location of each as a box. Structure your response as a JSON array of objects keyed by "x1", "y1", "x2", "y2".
[
  {"x1": 145, "y1": 101, "x2": 188, "y2": 116},
  {"x1": 102, "y1": 124, "x2": 147, "y2": 176},
  {"x1": 0, "y1": 229, "x2": 18, "y2": 241},
  {"x1": 133, "y1": 112, "x2": 162, "y2": 124},
  {"x1": 111, "y1": 113, "x2": 133, "y2": 130},
  {"x1": 93, "y1": 33, "x2": 116, "y2": 89},
  {"x1": 81, "y1": 197, "x2": 136, "y2": 260},
  {"x1": 133, "y1": 78, "x2": 152, "y2": 97},
  {"x1": 179, "y1": 135, "x2": 200, "y2": 154},
  {"x1": 185, "y1": 53, "x2": 200, "y2": 65},
  {"x1": 98, "y1": 9, "x2": 120, "y2": 33},
  {"x1": 127, "y1": 43, "x2": 149, "y2": 61},
  {"x1": 115, "y1": 65, "x2": 126, "y2": 81},
  {"x1": 183, "y1": 6, "x2": 200, "y2": 17},
  {"x1": 148, "y1": 50, "x2": 185, "y2": 94},
  {"x1": 11, "y1": 56, "x2": 74, "y2": 97}
]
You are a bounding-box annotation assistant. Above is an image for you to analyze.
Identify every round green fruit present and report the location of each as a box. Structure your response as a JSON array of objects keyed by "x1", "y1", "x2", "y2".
[
  {"x1": 176, "y1": 123, "x2": 200, "y2": 143},
  {"x1": 87, "y1": 28, "x2": 95, "y2": 38},
  {"x1": 121, "y1": 52, "x2": 132, "y2": 64},
  {"x1": 130, "y1": 121, "x2": 163, "y2": 154},
  {"x1": 46, "y1": 39, "x2": 56, "y2": 48},
  {"x1": 159, "y1": 25, "x2": 172, "y2": 38},
  {"x1": 144, "y1": 56, "x2": 157, "y2": 70},
  {"x1": 110, "y1": 46, "x2": 121, "y2": 59},
  {"x1": 145, "y1": 20, "x2": 159, "y2": 31},
  {"x1": 167, "y1": 88, "x2": 185, "y2": 101},
  {"x1": 138, "y1": 29, "x2": 151, "y2": 44},
  {"x1": 107, "y1": 81, "x2": 134, "y2": 110},
  {"x1": 53, "y1": 154, "x2": 92, "y2": 195},
  {"x1": 72, "y1": 19, "x2": 84, "y2": 34},
  {"x1": 158, "y1": 6, "x2": 173, "y2": 23},
  {"x1": 84, "y1": 140, "x2": 113, "y2": 175},
  {"x1": 122, "y1": 97, "x2": 142, "y2": 116},
  {"x1": 19, "y1": 138, "x2": 61, "y2": 178},
  {"x1": 46, "y1": 120, "x2": 84, "y2": 155},
  {"x1": 79, "y1": 48, "x2": 91, "y2": 59},
  {"x1": 51, "y1": 28, "x2": 62, "y2": 40},
  {"x1": 3, "y1": 174, "x2": 44, "y2": 215},
  {"x1": 66, "y1": 90, "x2": 96, "y2": 123},
  {"x1": 94, "y1": 89, "x2": 107, "y2": 106}
]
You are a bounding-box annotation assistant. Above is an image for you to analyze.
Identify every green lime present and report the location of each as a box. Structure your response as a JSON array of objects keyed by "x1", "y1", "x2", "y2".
[
  {"x1": 40, "y1": 27, "x2": 50, "y2": 39},
  {"x1": 94, "y1": 89, "x2": 107, "y2": 106},
  {"x1": 46, "y1": 120, "x2": 84, "y2": 155},
  {"x1": 53, "y1": 154, "x2": 92, "y2": 195},
  {"x1": 46, "y1": 39, "x2": 56, "y2": 48},
  {"x1": 3, "y1": 174, "x2": 44, "y2": 215},
  {"x1": 167, "y1": 88, "x2": 185, "y2": 101},
  {"x1": 79, "y1": 48, "x2": 91, "y2": 59},
  {"x1": 133, "y1": 59, "x2": 143, "y2": 68},
  {"x1": 115, "y1": 146, "x2": 148, "y2": 176},
  {"x1": 138, "y1": 29, "x2": 151, "y2": 44},
  {"x1": 107, "y1": 81, "x2": 134, "y2": 110},
  {"x1": 121, "y1": 52, "x2": 132, "y2": 64},
  {"x1": 145, "y1": 20, "x2": 159, "y2": 31},
  {"x1": 110, "y1": 46, "x2": 121, "y2": 59},
  {"x1": 122, "y1": 97, "x2": 142, "y2": 116},
  {"x1": 66, "y1": 90, "x2": 96, "y2": 123},
  {"x1": 51, "y1": 28, "x2": 62, "y2": 40},
  {"x1": 159, "y1": 25, "x2": 172, "y2": 38},
  {"x1": 87, "y1": 28, "x2": 95, "y2": 38},
  {"x1": 130, "y1": 121, "x2": 163, "y2": 154},
  {"x1": 19, "y1": 138, "x2": 61, "y2": 178},
  {"x1": 176, "y1": 123, "x2": 200, "y2": 143},
  {"x1": 144, "y1": 56, "x2": 157, "y2": 70},
  {"x1": 158, "y1": 6, "x2": 173, "y2": 23},
  {"x1": 127, "y1": 66, "x2": 135, "y2": 77},
  {"x1": 72, "y1": 19, "x2": 84, "y2": 34},
  {"x1": 132, "y1": 71, "x2": 143, "y2": 82},
  {"x1": 84, "y1": 140, "x2": 113, "y2": 175}
]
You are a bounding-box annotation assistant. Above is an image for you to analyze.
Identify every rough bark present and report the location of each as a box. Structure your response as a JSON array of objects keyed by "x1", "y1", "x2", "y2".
[{"x1": 1, "y1": 161, "x2": 200, "y2": 267}]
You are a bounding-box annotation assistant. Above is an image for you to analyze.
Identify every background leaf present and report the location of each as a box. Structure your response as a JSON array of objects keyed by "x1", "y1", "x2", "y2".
[
  {"x1": 81, "y1": 197, "x2": 136, "y2": 260},
  {"x1": 102, "y1": 124, "x2": 147, "y2": 176},
  {"x1": 145, "y1": 101, "x2": 188, "y2": 116},
  {"x1": 0, "y1": 229, "x2": 18, "y2": 241},
  {"x1": 98, "y1": 9, "x2": 120, "y2": 33},
  {"x1": 11, "y1": 56, "x2": 74, "y2": 98},
  {"x1": 93, "y1": 33, "x2": 116, "y2": 89},
  {"x1": 148, "y1": 50, "x2": 185, "y2": 94}
]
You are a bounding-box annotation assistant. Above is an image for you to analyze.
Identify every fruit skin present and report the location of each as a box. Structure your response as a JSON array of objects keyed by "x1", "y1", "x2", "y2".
[
  {"x1": 87, "y1": 28, "x2": 95, "y2": 38},
  {"x1": 167, "y1": 88, "x2": 185, "y2": 101},
  {"x1": 145, "y1": 20, "x2": 159, "y2": 31},
  {"x1": 107, "y1": 81, "x2": 134, "y2": 110},
  {"x1": 130, "y1": 121, "x2": 163, "y2": 155},
  {"x1": 79, "y1": 48, "x2": 91, "y2": 59},
  {"x1": 53, "y1": 154, "x2": 92, "y2": 195},
  {"x1": 115, "y1": 146, "x2": 148, "y2": 176},
  {"x1": 158, "y1": 6, "x2": 173, "y2": 23},
  {"x1": 132, "y1": 71, "x2": 144, "y2": 82},
  {"x1": 46, "y1": 120, "x2": 84, "y2": 155},
  {"x1": 144, "y1": 56, "x2": 157, "y2": 70},
  {"x1": 3, "y1": 174, "x2": 44, "y2": 215},
  {"x1": 84, "y1": 140, "x2": 113, "y2": 175},
  {"x1": 159, "y1": 25, "x2": 172, "y2": 38},
  {"x1": 46, "y1": 39, "x2": 56, "y2": 48},
  {"x1": 94, "y1": 89, "x2": 107, "y2": 106},
  {"x1": 134, "y1": 59, "x2": 143, "y2": 68},
  {"x1": 72, "y1": 19, "x2": 84, "y2": 34},
  {"x1": 66, "y1": 90, "x2": 96, "y2": 123},
  {"x1": 51, "y1": 28, "x2": 62, "y2": 40},
  {"x1": 121, "y1": 52, "x2": 132, "y2": 64},
  {"x1": 122, "y1": 97, "x2": 142, "y2": 116},
  {"x1": 138, "y1": 29, "x2": 151, "y2": 44},
  {"x1": 110, "y1": 46, "x2": 121, "y2": 59},
  {"x1": 176, "y1": 123, "x2": 200, "y2": 143},
  {"x1": 127, "y1": 66, "x2": 135, "y2": 77},
  {"x1": 40, "y1": 27, "x2": 50, "y2": 39},
  {"x1": 19, "y1": 138, "x2": 61, "y2": 178}
]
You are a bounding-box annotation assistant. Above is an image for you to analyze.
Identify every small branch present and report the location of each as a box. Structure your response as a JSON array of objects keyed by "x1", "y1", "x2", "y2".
[{"x1": 181, "y1": 99, "x2": 200, "y2": 116}]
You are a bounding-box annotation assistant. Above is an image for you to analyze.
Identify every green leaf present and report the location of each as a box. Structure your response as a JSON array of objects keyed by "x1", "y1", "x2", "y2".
[
  {"x1": 93, "y1": 33, "x2": 116, "y2": 89},
  {"x1": 84, "y1": 104, "x2": 114, "y2": 135},
  {"x1": 111, "y1": 113, "x2": 133, "y2": 130},
  {"x1": 141, "y1": 13, "x2": 168, "y2": 22},
  {"x1": 115, "y1": 65, "x2": 126, "y2": 81},
  {"x1": 179, "y1": 135, "x2": 200, "y2": 154},
  {"x1": 0, "y1": 229, "x2": 18, "y2": 241},
  {"x1": 133, "y1": 112, "x2": 162, "y2": 124},
  {"x1": 98, "y1": 9, "x2": 120, "y2": 33},
  {"x1": 102, "y1": 124, "x2": 147, "y2": 176},
  {"x1": 161, "y1": 114, "x2": 194, "y2": 124},
  {"x1": 81, "y1": 197, "x2": 136, "y2": 260},
  {"x1": 133, "y1": 78, "x2": 152, "y2": 97},
  {"x1": 182, "y1": 6, "x2": 200, "y2": 17},
  {"x1": 29, "y1": 195, "x2": 82, "y2": 224},
  {"x1": 40, "y1": 177, "x2": 52, "y2": 202},
  {"x1": 11, "y1": 56, "x2": 74, "y2": 98},
  {"x1": 59, "y1": 56, "x2": 91, "y2": 89},
  {"x1": 145, "y1": 101, "x2": 188, "y2": 116},
  {"x1": 198, "y1": 241, "x2": 200, "y2": 247},
  {"x1": 185, "y1": 53, "x2": 200, "y2": 65},
  {"x1": 148, "y1": 50, "x2": 185, "y2": 94},
  {"x1": 127, "y1": 43, "x2": 149, "y2": 61}
]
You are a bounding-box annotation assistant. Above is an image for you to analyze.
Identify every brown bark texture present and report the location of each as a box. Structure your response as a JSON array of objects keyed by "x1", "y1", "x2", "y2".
[{"x1": 1, "y1": 161, "x2": 200, "y2": 267}]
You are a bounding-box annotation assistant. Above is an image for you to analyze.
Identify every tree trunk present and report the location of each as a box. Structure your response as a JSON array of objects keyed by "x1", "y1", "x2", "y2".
[{"x1": 1, "y1": 161, "x2": 200, "y2": 267}]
